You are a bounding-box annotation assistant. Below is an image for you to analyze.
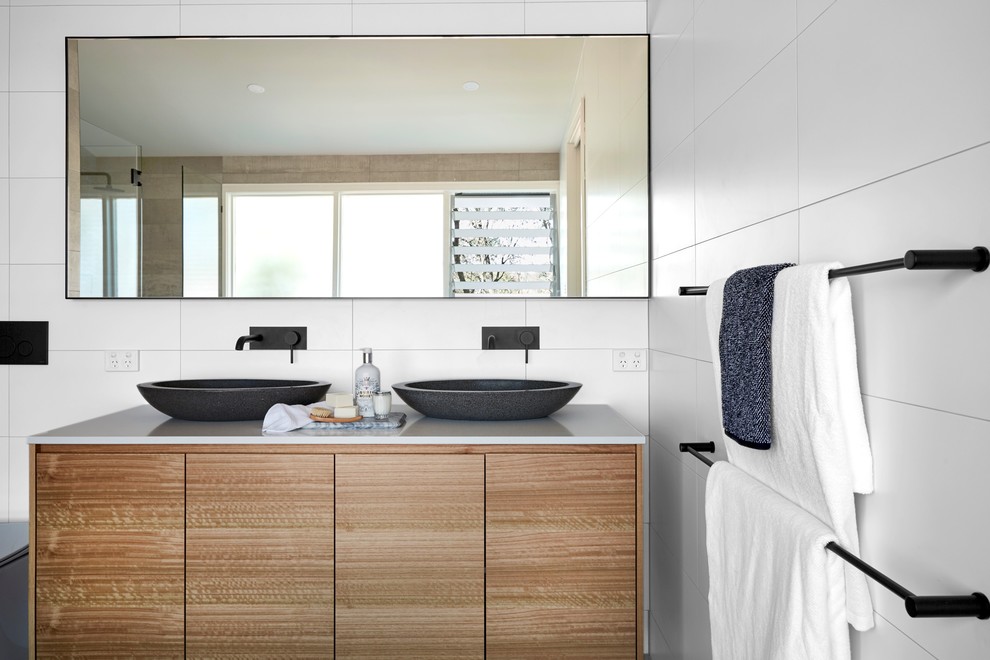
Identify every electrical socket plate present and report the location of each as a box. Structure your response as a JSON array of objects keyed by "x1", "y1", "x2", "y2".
[
  {"x1": 105, "y1": 350, "x2": 140, "y2": 372},
  {"x1": 612, "y1": 349, "x2": 647, "y2": 372}
]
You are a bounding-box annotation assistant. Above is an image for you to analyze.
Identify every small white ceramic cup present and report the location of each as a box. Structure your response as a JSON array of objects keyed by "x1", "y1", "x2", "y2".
[{"x1": 373, "y1": 391, "x2": 392, "y2": 420}]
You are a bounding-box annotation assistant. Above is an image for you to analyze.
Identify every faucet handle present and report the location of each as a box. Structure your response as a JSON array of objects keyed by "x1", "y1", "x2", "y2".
[{"x1": 284, "y1": 331, "x2": 301, "y2": 364}]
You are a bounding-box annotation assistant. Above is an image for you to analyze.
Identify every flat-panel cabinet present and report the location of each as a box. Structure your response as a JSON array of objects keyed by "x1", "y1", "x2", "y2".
[
  {"x1": 34, "y1": 454, "x2": 185, "y2": 658},
  {"x1": 486, "y1": 454, "x2": 638, "y2": 658},
  {"x1": 185, "y1": 454, "x2": 334, "y2": 658},
  {"x1": 335, "y1": 455, "x2": 485, "y2": 658}
]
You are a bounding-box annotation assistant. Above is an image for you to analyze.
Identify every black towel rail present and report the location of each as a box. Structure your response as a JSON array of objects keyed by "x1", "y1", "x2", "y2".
[
  {"x1": 678, "y1": 442, "x2": 990, "y2": 620},
  {"x1": 677, "y1": 246, "x2": 989, "y2": 295}
]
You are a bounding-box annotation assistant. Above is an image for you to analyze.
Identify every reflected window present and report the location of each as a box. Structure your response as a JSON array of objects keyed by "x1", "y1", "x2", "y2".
[
  {"x1": 78, "y1": 197, "x2": 138, "y2": 297},
  {"x1": 79, "y1": 200, "x2": 104, "y2": 297},
  {"x1": 338, "y1": 193, "x2": 445, "y2": 297},
  {"x1": 450, "y1": 193, "x2": 557, "y2": 296},
  {"x1": 182, "y1": 196, "x2": 221, "y2": 297},
  {"x1": 218, "y1": 184, "x2": 553, "y2": 297},
  {"x1": 227, "y1": 194, "x2": 335, "y2": 297}
]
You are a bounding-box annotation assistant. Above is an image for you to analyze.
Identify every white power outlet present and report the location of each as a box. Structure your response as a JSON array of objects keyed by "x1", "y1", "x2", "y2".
[
  {"x1": 612, "y1": 349, "x2": 647, "y2": 372},
  {"x1": 105, "y1": 350, "x2": 140, "y2": 372}
]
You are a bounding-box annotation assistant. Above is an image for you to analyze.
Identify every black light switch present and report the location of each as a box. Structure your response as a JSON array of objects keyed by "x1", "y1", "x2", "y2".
[{"x1": 0, "y1": 322, "x2": 48, "y2": 365}]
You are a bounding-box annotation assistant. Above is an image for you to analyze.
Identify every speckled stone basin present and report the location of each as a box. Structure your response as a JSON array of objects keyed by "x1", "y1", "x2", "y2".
[
  {"x1": 392, "y1": 379, "x2": 581, "y2": 421},
  {"x1": 137, "y1": 379, "x2": 331, "y2": 422}
]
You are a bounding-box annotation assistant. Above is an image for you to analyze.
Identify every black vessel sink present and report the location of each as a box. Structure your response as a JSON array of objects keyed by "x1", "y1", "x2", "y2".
[
  {"x1": 137, "y1": 379, "x2": 330, "y2": 421},
  {"x1": 392, "y1": 379, "x2": 581, "y2": 421}
]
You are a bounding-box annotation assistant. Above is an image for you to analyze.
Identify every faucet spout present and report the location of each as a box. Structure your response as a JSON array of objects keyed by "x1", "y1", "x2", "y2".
[
  {"x1": 235, "y1": 333, "x2": 264, "y2": 350},
  {"x1": 487, "y1": 334, "x2": 496, "y2": 350}
]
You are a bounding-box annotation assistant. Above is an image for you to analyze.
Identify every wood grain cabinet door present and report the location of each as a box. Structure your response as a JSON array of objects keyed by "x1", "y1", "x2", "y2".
[
  {"x1": 186, "y1": 454, "x2": 335, "y2": 658},
  {"x1": 34, "y1": 453, "x2": 186, "y2": 658},
  {"x1": 486, "y1": 453, "x2": 638, "y2": 659},
  {"x1": 335, "y1": 454, "x2": 485, "y2": 659}
]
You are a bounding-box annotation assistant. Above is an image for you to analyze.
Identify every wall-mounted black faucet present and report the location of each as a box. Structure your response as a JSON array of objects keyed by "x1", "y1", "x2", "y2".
[
  {"x1": 235, "y1": 333, "x2": 264, "y2": 351},
  {"x1": 235, "y1": 326, "x2": 307, "y2": 363},
  {"x1": 482, "y1": 326, "x2": 540, "y2": 364}
]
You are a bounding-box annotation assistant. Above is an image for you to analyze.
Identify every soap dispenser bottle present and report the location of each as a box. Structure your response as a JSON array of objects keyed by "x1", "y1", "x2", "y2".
[{"x1": 354, "y1": 348, "x2": 381, "y2": 416}]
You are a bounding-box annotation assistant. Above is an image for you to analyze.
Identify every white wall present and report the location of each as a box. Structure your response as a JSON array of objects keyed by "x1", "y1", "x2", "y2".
[
  {"x1": 648, "y1": 0, "x2": 990, "y2": 658},
  {"x1": 1, "y1": 0, "x2": 649, "y2": 560}
]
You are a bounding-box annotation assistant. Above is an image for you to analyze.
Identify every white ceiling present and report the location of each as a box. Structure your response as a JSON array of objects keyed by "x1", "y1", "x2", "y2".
[{"x1": 77, "y1": 37, "x2": 590, "y2": 157}]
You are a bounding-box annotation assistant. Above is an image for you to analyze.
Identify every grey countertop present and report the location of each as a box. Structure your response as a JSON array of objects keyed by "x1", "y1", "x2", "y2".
[{"x1": 30, "y1": 404, "x2": 644, "y2": 445}]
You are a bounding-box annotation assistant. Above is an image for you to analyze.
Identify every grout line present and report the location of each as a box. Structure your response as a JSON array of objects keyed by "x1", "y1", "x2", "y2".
[
  {"x1": 796, "y1": 139, "x2": 990, "y2": 213},
  {"x1": 861, "y1": 392, "x2": 990, "y2": 425},
  {"x1": 867, "y1": 610, "x2": 939, "y2": 660}
]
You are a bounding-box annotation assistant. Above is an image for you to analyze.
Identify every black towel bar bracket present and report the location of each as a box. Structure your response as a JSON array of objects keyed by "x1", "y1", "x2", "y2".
[
  {"x1": 678, "y1": 246, "x2": 989, "y2": 295},
  {"x1": 678, "y1": 442, "x2": 990, "y2": 621}
]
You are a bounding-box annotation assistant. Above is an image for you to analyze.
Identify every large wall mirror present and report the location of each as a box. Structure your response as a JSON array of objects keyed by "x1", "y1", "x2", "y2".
[{"x1": 67, "y1": 35, "x2": 649, "y2": 299}]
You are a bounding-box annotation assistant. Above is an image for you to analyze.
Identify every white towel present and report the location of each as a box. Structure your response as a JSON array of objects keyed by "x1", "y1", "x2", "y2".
[
  {"x1": 707, "y1": 461, "x2": 850, "y2": 660},
  {"x1": 263, "y1": 401, "x2": 321, "y2": 432},
  {"x1": 706, "y1": 263, "x2": 875, "y2": 630}
]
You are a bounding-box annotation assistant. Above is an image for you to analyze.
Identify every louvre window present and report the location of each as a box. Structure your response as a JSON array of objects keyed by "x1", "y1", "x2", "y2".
[{"x1": 450, "y1": 193, "x2": 558, "y2": 296}]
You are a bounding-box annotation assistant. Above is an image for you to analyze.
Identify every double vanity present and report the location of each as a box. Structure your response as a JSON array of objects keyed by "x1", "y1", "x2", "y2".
[{"x1": 28, "y1": 404, "x2": 644, "y2": 658}]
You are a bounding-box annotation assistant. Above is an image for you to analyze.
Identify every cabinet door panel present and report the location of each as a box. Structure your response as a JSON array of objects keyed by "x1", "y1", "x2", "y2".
[
  {"x1": 486, "y1": 454, "x2": 637, "y2": 658},
  {"x1": 335, "y1": 454, "x2": 485, "y2": 659},
  {"x1": 35, "y1": 453, "x2": 185, "y2": 658},
  {"x1": 186, "y1": 454, "x2": 334, "y2": 658}
]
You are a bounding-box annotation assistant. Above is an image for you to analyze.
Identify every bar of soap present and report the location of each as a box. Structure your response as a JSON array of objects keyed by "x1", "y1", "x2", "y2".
[
  {"x1": 333, "y1": 405, "x2": 358, "y2": 418},
  {"x1": 325, "y1": 392, "x2": 354, "y2": 407}
]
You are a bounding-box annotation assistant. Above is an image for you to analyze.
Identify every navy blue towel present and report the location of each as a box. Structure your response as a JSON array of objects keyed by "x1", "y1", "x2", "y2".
[{"x1": 718, "y1": 263, "x2": 794, "y2": 450}]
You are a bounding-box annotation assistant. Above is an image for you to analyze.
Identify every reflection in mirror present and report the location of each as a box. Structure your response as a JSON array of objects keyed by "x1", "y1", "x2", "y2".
[{"x1": 67, "y1": 35, "x2": 649, "y2": 298}]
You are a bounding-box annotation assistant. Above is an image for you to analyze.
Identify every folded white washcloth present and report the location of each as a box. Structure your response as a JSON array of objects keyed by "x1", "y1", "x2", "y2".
[
  {"x1": 706, "y1": 263, "x2": 875, "y2": 630},
  {"x1": 263, "y1": 401, "x2": 321, "y2": 432},
  {"x1": 707, "y1": 461, "x2": 850, "y2": 660}
]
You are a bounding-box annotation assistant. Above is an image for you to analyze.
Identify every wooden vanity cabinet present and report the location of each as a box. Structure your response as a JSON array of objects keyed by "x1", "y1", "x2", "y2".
[{"x1": 32, "y1": 444, "x2": 641, "y2": 659}]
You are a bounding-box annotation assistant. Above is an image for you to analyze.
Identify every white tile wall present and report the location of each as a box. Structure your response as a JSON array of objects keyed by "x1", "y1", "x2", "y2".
[
  {"x1": 0, "y1": 438, "x2": 8, "y2": 521},
  {"x1": 800, "y1": 143, "x2": 990, "y2": 421},
  {"x1": 649, "y1": 0, "x2": 990, "y2": 658},
  {"x1": 0, "y1": 95, "x2": 9, "y2": 179},
  {"x1": 0, "y1": 182, "x2": 9, "y2": 264},
  {"x1": 857, "y1": 396, "x2": 990, "y2": 659},
  {"x1": 180, "y1": 298, "x2": 353, "y2": 350},
  {"x1": 10, "y1": 266, "x2": 181, "y2": 350},
  {"x1": 179, "y1": 349, "x2": 352, "y2": 385},
  {"x1": 353, "y1": 3, "x2": 525, "y2": 35},
  {"x1": 0, "y1": 21, "x2": 651, "y2": 655},
  {"x1": 650, "y1": 22, "x2": 693, "y2": 165},
  {"x1": 7, "y1": 438, "x2": 27, "y2": 521},
  {"x1": 0, "y1": 267, "x2": 8, "y2": 320},
  {"x1": 179, "y1": 4, "x2": 351, "y2": 36},
  {"x1": 9, "y1": 93, "x2": 64, "y2": 178},
  {"x1": 651, "y1": 134, "x2": 694, "y2": 258},
  {"x1": 354, "y1": 299, "x2": 526, "y2": 350},
  {"x1": 796, "y1": 0, "x2": 990, "y2": 206},
  {"x1": 10, "y1": 178, "x2": 65, "y2": 264},
  {"x1": 647, "y1": 0, "x2": 691, "y2": 65},
  {"x1": 692, "y1": 0, "x2": 795, "y2": 124},
  {"x1": 9, "y1": 350, "x2": 181, "y2": 437},
  {"x1": 524, "y1": 2, "x2": 646, "y2": 35},
  {"x1": 0, "y1": 366, "x2": 8, "y2": 437},
  {"x1": 694, "y1": 43, "x2": 798, "y2": 242},
  {"x1": 649, "y1": 247, "x2": 696, "y2": 357},
  {"x1": 525, "y1": 298, "x2": 647, "y2": 348}
]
